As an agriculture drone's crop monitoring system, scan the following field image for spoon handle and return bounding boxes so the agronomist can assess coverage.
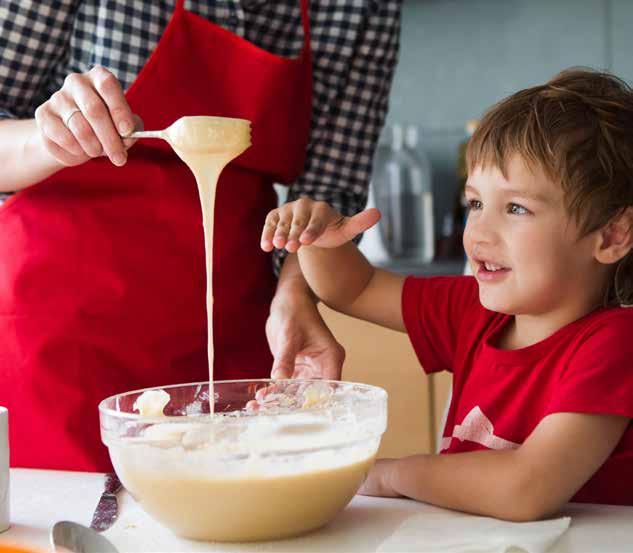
[123,130,164,139]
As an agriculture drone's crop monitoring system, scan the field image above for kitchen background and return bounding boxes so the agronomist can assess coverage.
[369,0,633,275]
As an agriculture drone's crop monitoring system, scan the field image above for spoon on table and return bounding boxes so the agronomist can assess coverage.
[121,115,251,153]
[50,521,119,553]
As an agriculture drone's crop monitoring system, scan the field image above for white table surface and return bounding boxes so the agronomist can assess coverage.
[1,469,632,552]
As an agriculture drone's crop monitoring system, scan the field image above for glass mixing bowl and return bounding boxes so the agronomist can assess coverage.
[99,379,387,542]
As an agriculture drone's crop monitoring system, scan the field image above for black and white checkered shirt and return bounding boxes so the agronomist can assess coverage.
[0,0,401,273]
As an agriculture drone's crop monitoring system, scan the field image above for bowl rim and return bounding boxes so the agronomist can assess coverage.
[98,378,387,423]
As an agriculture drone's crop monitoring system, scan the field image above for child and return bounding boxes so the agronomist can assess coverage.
[260,68,633,521]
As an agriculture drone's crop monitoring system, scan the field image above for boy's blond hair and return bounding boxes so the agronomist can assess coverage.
[466,68,633,306]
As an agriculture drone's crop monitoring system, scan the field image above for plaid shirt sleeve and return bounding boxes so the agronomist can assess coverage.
[0,1,77,119]
[0,1,77,202]
[273,1,401,274]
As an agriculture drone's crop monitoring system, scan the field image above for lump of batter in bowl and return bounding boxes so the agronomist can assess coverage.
[133,389,170,417]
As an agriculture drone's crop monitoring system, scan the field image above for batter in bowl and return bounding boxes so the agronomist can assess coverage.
[109,380,384,542]
[115,449,375,542]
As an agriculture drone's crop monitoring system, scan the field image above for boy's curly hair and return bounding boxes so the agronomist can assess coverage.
[466,67,633,306]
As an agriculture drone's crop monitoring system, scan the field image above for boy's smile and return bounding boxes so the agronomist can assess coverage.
[463,155,606,344]
[471,257,511,282]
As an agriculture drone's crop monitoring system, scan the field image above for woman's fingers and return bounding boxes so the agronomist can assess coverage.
[34,103,84,167]
[121,114,144,150]
[35,66,139,168]
[40,92,85,157]
[89,66,136,137]
[88,65,136,163]
[60,73,104,158]
[70,68,128,165]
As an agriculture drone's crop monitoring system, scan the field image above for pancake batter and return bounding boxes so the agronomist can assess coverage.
[114,449,375,542]
[111,398,380,542]
[159,116,251,411]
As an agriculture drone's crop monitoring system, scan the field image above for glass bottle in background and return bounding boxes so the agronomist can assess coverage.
[369,122,434,263]
[369,123,404,258]
[359,129,391,264]
[436,119,478,260]
[372,128,394,259]
[404,124,434,262]
[385,123,406,257]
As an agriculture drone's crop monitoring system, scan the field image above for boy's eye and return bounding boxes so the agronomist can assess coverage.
[507,203,529,215]
[467,199,482,211]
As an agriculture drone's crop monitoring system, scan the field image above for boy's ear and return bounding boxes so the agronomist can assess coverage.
[594,207,633,265]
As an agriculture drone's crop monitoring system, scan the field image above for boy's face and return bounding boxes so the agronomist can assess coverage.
[463,155,599,316]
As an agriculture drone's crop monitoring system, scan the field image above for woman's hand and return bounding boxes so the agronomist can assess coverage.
[266,287,345,380]
[261,197,380,253]
[33,65,141,168]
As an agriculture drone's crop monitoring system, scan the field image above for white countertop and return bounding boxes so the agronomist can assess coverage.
[1,469,632,552]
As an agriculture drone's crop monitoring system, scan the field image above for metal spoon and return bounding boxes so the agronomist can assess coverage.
[50,520,119,553]
[122,115,251,153]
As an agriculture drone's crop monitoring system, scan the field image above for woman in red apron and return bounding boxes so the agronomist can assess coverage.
[0,0,344,471]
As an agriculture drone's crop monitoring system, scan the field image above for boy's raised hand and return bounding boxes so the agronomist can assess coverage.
[261,198,381,253]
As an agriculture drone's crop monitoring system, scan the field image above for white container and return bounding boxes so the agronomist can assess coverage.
[0,407,8,533]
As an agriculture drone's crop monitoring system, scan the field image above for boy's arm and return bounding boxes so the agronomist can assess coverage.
[298,242,406,331]
[261,199,406,331]
[363,412,630,522]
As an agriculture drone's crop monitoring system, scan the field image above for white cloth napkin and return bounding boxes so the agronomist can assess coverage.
[376,510,571,553]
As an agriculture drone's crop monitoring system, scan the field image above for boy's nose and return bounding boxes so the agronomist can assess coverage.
[465,212,497,246]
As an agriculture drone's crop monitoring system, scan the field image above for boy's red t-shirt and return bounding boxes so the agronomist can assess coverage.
[402,275,633,506]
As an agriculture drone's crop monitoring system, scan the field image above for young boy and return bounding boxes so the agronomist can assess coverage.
[260,69,633,522]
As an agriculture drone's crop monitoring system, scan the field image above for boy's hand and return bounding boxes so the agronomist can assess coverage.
[261,198,380,253]
[358,459,401,498]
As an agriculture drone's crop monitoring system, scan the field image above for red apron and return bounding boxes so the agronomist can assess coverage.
[0,0,312,471]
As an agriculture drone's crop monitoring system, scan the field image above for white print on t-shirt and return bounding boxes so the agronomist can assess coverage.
[440,406,520,452]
